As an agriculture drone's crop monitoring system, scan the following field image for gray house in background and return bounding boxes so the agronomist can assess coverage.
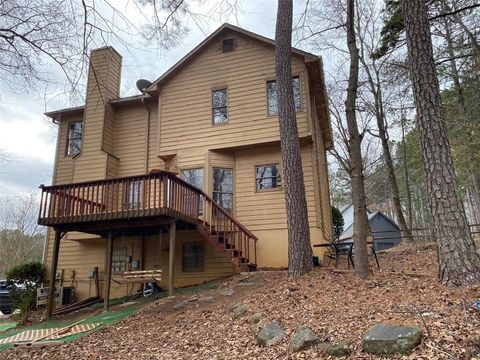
[339,204,402,251]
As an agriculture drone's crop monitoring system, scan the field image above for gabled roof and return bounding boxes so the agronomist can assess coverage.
[339,209,400,241]
[146,23,318,92]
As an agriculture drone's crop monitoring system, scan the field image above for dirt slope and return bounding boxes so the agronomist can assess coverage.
[4,244,480,359]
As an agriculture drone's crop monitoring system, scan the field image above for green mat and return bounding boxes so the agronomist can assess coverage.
[0,323,17,333]
[0,305,139,350]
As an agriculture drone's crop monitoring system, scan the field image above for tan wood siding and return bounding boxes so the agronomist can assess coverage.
[158,32,309,155]
[235,143,317,231]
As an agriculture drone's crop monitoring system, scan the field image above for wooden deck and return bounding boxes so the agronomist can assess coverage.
[39,171,258,317]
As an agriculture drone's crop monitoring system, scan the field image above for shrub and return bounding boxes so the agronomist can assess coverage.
[332,206,345,240]
[6,261,45,320]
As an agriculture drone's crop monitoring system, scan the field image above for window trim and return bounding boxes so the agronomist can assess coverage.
[65,121,83,157]
[254,163,283,192]
[265,75,302,117]
[182,241,205,272]
[211,88,229,125]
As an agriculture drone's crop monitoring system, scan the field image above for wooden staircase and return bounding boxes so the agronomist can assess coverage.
[195,192,258,272]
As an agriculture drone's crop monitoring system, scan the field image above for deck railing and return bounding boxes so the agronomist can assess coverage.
[38,171,257,264]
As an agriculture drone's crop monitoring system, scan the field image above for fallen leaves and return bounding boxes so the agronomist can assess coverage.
[3,244,480,359]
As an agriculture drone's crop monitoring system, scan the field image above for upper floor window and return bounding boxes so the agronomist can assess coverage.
[267,76,301,115]
[212,89,228,124]
[66,121,83,156]
[213,168,233,213]
[255,164,281,191]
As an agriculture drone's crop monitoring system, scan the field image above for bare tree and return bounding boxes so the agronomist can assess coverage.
[354,0,414,243]
[0,195,44,276]
[275,0,313,277]
[402,0,480,285]
[344,0,369,277]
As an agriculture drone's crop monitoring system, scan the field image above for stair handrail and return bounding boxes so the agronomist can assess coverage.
[163,172,258,241]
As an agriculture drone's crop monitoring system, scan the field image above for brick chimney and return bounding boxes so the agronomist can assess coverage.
[73,47,122,182]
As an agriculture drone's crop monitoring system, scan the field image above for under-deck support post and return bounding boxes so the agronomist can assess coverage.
[168,221,176,297]
[47,230,63,319]
[104,230,114,311]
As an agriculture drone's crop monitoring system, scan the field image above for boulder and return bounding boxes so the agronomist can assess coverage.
[249,313,267,336]
[220,289,235,296]
[249,312,265,325]
[288,325,319,352]
[233,304,249,318]
[322,340,352,357]
[226,301,241,311]
[173,300,189,310]
[256,320,285,347]
[197,296,214,303]
[363,324,422,355]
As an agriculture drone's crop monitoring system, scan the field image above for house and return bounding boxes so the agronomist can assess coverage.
[338,204,402,251]
[38,23,333,315]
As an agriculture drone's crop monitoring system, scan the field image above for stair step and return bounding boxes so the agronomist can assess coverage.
[226,249,241,257]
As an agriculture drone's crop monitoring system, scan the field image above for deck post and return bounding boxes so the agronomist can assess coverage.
[104,230,114,311]
[168,221,176,297]
[47,230,62,318]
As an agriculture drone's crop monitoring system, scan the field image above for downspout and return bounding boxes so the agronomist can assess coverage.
[142,98,151,174]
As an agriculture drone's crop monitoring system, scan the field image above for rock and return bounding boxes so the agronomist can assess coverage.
[226,301,241,311]
[237,282,256,287]
[363,324,422,355]
[256,320,285,347]
[220,289,235,296]
[288,325,319,352]
[249,312,265,325]
[249,313,266,336]
[233,304,249,318]
[197,296,214,303]
[173,300,189,310]
[321,340,352,357]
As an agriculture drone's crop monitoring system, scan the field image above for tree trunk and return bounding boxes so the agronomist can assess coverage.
[402,0,480,286]
[345,0,369,278]
[359,55,414,244]
[275,0,313,277]
[401,112,414,230]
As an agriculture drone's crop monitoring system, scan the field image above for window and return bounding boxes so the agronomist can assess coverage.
[222,38,234,52]
[112,246,127,274]
[255,164,281,191]
[183,242,204,272]
[267,76,301,115]
[212,89,228,124]
[126,180,142,210]
[181,168,203,190]
[213,168,233,213]
[66,121,83,156]
[181,168,204,214]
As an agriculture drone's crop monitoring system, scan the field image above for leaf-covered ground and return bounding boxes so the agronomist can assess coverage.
[4,244,480,359]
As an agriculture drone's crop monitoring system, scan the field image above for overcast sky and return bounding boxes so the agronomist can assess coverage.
[1,0,307,198]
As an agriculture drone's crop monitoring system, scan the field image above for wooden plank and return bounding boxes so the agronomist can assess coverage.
[46,230,62,319]
[168,221,176,297]
[104,230,113,311]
